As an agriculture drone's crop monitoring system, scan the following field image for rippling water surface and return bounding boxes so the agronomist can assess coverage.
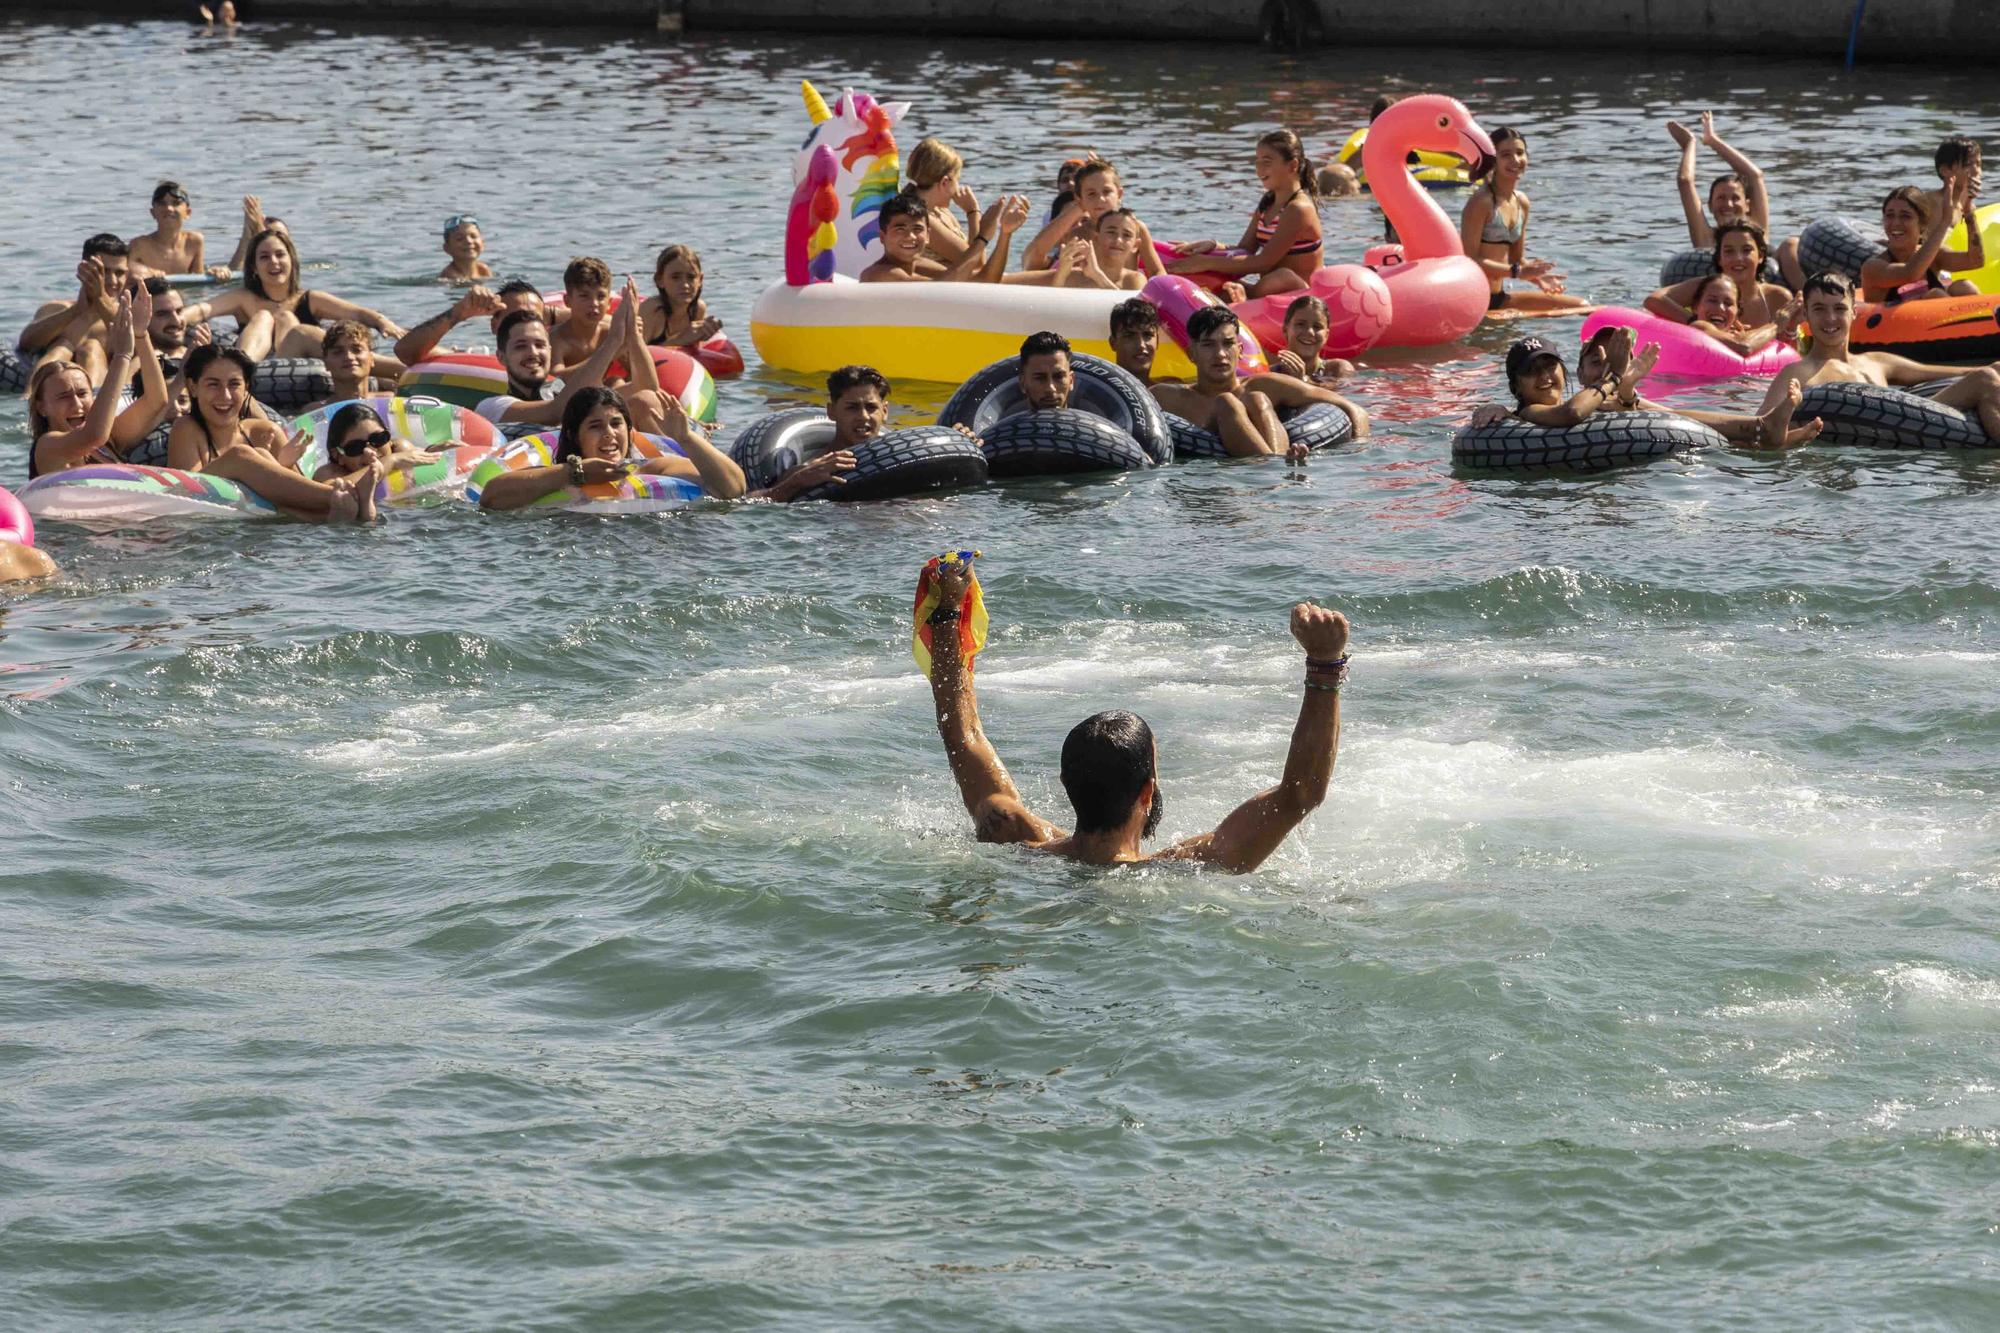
[5,19,2000,1328]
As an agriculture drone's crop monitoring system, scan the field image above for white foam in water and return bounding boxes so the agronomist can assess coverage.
[1878,963,2000,1028]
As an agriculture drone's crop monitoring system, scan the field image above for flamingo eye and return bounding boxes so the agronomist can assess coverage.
[1437,115,1449,128]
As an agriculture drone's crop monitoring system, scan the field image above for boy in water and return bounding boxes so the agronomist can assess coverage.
[439,214,494,283]
[1151,307,1369,457]
[17,234,132,383]
[1757,270,2000,444]
[1924,136,1983,229]
[551,256,614,371]
[129,182,211,278]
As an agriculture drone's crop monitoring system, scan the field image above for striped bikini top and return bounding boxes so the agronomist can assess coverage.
[1254,190,1322,257]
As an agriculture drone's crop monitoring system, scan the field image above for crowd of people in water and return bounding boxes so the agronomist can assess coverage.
[7,71,1999,867]
[13,98,1995,534]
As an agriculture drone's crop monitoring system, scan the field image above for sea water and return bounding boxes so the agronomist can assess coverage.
[3,19,1998,1328]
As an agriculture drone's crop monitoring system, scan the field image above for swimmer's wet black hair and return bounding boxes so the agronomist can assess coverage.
[1019,330,1071,362]
[326,401,388,452]
[878,189,928,228]
[82,233,127,260]
[1109,298,1158,338]
[1061,709,1158,835]
[495,277,542,302]
[827,365,889,401]
[1186,305,1240,345]
[494,308,547,351]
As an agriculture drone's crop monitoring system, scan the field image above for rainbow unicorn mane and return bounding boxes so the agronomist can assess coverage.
[782,81,909,286]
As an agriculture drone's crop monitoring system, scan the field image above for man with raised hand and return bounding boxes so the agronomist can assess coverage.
[924,556,1349,872]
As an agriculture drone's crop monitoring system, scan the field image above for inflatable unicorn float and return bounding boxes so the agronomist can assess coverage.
[751,81,1202,383]
[750,84,1496,383]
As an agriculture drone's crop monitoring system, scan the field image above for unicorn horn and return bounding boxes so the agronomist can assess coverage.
[801,80,832,126]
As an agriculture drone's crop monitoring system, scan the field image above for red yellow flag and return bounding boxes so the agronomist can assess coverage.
[912,550,988,679]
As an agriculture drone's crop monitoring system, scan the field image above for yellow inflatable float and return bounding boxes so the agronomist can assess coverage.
[749,82,1195,384]
[1945,200,2000,294]
[1334,126,1473,192]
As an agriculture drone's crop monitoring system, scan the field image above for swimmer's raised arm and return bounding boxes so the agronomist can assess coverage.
[1701,112,1769,233]
[1668,119,1711,249]
[1155,603,1347,873]
[394,286,500,365]
[926,560,1061,846]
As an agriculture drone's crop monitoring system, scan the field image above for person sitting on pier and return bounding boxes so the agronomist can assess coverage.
[859,190,1030,284]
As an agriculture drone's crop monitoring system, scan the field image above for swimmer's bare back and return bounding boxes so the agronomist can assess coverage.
[925,558,1349,873]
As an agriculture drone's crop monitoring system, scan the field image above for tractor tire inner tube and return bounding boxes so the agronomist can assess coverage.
[729,408,989,500]
[1452,410,1726,472]
[1798,381,1995,449]
[977,407,1155,478]
[938,352,1169,463]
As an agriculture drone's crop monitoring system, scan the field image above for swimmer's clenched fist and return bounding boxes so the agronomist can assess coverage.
[924,561,1348,873]
[1289,601,1349,660]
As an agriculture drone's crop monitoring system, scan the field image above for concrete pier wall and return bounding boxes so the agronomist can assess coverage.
[679,0,1988,57]
[16,0,1994,60]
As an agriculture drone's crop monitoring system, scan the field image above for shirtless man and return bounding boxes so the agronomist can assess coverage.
[925,557,1350,872]
[17,235,131,380]
[755,364,888,502]
[859,191,1028,284]
[1016,331,1074,409]
[303,320,383,412]
[1757,270,2000,444]
[1154,307,1370,457]
[475,279,648,428]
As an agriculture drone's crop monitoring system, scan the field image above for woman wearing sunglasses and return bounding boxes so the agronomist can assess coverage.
[311,402,441,485]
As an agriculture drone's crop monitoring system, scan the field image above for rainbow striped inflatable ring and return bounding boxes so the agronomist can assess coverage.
[464,434,703,514]
[394,349,718,425]
[289,395,499,502]
[16,465,277,523]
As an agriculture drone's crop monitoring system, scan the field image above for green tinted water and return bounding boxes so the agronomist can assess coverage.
[3,19,1999,1329]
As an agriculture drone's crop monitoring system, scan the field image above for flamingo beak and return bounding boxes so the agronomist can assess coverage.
[1459,124,1497,182]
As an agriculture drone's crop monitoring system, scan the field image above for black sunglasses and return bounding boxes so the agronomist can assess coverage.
[335,429,392,457]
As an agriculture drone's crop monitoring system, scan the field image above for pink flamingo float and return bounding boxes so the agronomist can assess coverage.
[1147,94,1495,364]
